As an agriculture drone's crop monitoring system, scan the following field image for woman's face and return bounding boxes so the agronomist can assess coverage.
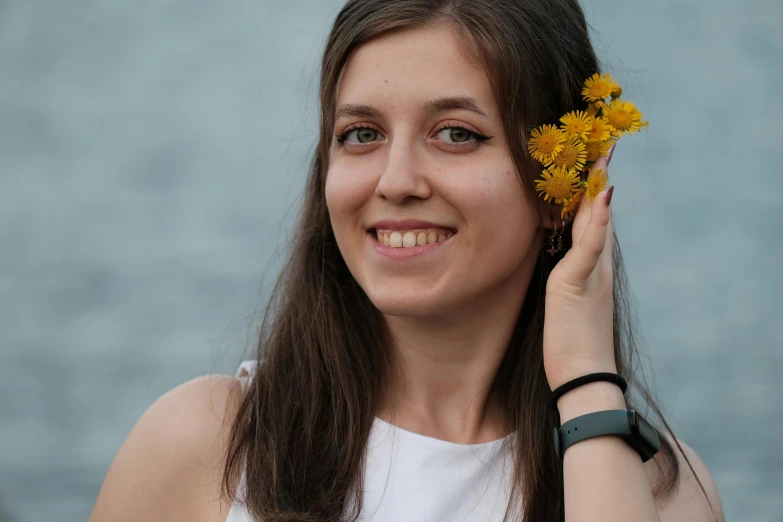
[325,25,543,318]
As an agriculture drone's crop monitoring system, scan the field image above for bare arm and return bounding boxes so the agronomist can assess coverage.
[557,381,724,522]
[88,375,243,522]
[545,154,723,522]
[653,434,724,522]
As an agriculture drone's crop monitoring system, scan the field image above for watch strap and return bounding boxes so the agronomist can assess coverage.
[554,409,632,458]
[554,409,660,462]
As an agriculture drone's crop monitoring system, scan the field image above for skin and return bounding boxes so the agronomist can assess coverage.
[89,24,724,522]
[326,24,542,441]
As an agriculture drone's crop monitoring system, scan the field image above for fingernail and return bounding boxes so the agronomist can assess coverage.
[607,145,616,166]
[605,185,615,207]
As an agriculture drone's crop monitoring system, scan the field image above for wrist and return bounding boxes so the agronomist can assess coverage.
[546,360,618,391]
[557,381,627,424]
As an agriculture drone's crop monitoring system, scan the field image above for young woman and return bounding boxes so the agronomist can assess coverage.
[89,1,724,521]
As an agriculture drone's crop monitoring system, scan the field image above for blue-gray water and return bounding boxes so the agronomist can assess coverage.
[0,1,780,521]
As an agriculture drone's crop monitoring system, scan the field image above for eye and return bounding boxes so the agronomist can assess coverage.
[434,125,491,145]
[447,128,471,143]
[337,126,382,145]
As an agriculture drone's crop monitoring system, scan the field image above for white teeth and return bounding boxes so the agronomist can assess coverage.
[389,231,403,247]
[402,231,417,248]
[376,228,455,248]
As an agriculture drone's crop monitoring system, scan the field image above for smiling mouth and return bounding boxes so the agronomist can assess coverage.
[369,227,456,248]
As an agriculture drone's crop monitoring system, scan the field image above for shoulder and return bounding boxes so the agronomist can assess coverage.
[89,374,244,522]
[645,435,724,522]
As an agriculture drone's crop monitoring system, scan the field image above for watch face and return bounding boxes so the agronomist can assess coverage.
[632,412,660,449]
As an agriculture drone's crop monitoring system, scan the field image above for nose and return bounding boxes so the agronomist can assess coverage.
[375,138,432,204]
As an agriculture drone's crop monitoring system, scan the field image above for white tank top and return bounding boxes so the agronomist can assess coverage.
[227,361,520,522]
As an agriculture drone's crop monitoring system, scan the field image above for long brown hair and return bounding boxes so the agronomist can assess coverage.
[223,1,714,520]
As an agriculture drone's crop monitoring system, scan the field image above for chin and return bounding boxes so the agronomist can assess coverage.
[361,281,462,318]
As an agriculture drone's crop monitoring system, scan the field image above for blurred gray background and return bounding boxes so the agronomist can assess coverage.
[0,0,780,521]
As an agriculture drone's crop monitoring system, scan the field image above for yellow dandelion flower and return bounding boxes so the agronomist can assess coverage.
[582,73,621,103]
[561,188,584,219]
[603,99,645,136]
[551,134,587,172]
[528,124,566,165]
[628,103,649,129]
[586,101,607,118]
[560,111,593,142]
[585,140,612,162]
[586,117,612,142]
[535,166,581,204]
[585,168,609,202]
[611,85,623,98]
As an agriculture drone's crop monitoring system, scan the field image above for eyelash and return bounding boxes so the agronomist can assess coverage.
[335,124,492,146]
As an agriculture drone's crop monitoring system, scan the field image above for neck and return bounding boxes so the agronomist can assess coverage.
[377,263,536,445]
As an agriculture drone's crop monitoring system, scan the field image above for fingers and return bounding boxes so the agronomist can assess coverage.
[564,187,613,285]
[571,154,610,246]
[599,196,615,271]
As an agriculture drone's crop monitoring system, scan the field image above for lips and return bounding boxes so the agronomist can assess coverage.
[366,219,457,259]
[369,219,455,231]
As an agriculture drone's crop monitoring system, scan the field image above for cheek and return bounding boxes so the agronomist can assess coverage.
[450,166,541,271]
[325,162,379,266]
[454,166,538,239]
[325,163,370,224]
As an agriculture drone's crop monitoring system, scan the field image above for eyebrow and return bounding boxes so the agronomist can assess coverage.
[420,96,488,118]
[334,96,489,121]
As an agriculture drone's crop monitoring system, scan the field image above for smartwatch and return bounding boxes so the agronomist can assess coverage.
[553,409,660,462]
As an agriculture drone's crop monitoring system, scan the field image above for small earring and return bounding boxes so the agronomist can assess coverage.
[547,219,564,256]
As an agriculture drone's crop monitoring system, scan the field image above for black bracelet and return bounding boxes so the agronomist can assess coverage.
[550,372,627,410]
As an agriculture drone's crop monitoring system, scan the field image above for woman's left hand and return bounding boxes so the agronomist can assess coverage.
[543,154,617,391]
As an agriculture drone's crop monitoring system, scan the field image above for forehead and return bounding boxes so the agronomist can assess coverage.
[336,25,496,114]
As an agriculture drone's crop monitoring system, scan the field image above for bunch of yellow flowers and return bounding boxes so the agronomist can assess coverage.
[527,73,648,218]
